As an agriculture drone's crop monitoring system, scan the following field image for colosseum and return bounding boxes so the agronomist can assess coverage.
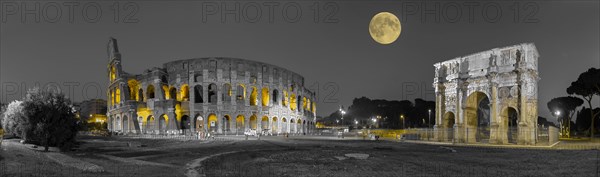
[106,38,317,135]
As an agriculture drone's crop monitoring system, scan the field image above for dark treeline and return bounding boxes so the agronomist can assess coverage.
[321,97,435,129]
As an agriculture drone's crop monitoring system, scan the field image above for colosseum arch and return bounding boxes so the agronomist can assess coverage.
[249,115,258,129]
[158,114,168,134]
[290,119,296,133]
[207,114,218,132]
[236,115,245,133]
[194,85,203,103]
[282,90,289,107]
[180,84,190,101]
[250,86,258,106]
[161,85,169,100]
[208,84,218,104]
[195,114,204,132]
[145,115,155,133]
[261,116,269,130]
[236,84,245,104]
[123,116,129,133]
[168,87,177,100]
[115,116,121,131]
[433,43,539,145]
[180,115,190,131]
[296,119,302,134]
[222,83,232,103]
[281,118,288,133]
[138,88,144,101]
[222,115,231,133]
[147,85,155,99]
[272,117,278,133]
[272,89,279,105]
[290,94,297,111]
[262,87,270,106]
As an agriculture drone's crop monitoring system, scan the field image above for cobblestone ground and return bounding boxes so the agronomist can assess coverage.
[0,135,597,177]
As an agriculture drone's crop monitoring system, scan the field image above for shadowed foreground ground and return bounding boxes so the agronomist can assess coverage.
[0,135,597,177]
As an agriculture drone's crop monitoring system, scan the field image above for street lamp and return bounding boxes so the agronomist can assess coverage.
[400,114,405,129]
[555,110,562,137]
[428,109,432,140]
[339,107,346,126]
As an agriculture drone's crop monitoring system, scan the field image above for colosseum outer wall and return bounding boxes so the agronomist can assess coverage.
[106,38,317,135]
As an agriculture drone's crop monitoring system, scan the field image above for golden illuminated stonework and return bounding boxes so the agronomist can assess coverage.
[433,43,542,145]
[105,38,317,135]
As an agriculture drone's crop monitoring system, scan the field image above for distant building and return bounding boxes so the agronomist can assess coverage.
[75,99,108,123]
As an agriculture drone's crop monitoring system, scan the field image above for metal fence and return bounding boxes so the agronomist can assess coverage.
[399,126,559,146]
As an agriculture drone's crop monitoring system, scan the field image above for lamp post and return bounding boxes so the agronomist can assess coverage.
[554,110,561,137]
[339,107,346,126]
[428,109,432,140]
[400,114,405,129]
[372,118,377,128]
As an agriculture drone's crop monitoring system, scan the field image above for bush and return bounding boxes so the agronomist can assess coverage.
[22,88,78,151]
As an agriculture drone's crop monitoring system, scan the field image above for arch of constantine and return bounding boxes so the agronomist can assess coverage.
[433,43,540,145]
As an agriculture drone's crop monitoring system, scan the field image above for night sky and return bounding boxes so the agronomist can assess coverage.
[1,0,599,121]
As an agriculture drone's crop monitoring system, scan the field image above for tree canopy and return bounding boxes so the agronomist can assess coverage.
[567,68,600,138]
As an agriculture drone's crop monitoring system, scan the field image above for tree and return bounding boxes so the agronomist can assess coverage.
[22,88,78,151]
[567,68,600,139]
[1,100,28,138]
[547,96,584,137]
[575,108,600,136]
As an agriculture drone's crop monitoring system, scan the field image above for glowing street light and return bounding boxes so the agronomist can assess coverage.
[400,114,405,129]
[428,109,432,140]
[555,110,562,137]
[339,106,346,125]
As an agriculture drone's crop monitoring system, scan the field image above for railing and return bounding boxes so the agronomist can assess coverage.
[399,126,559,146]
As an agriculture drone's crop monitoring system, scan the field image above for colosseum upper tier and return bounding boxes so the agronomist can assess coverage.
[106,38,317,135]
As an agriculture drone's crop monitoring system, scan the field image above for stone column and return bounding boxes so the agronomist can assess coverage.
[434,91,443,141]
[167,109,177,134]
[456,84,466,143]
[217,113,223,134]
[245,114,250,132]
[489,82,501,144]
[130,109,140,134]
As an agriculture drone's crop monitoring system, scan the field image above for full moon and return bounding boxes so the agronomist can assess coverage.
[369,12,401,45]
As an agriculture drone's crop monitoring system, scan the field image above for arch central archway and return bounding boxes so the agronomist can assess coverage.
[465,91,490,143]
